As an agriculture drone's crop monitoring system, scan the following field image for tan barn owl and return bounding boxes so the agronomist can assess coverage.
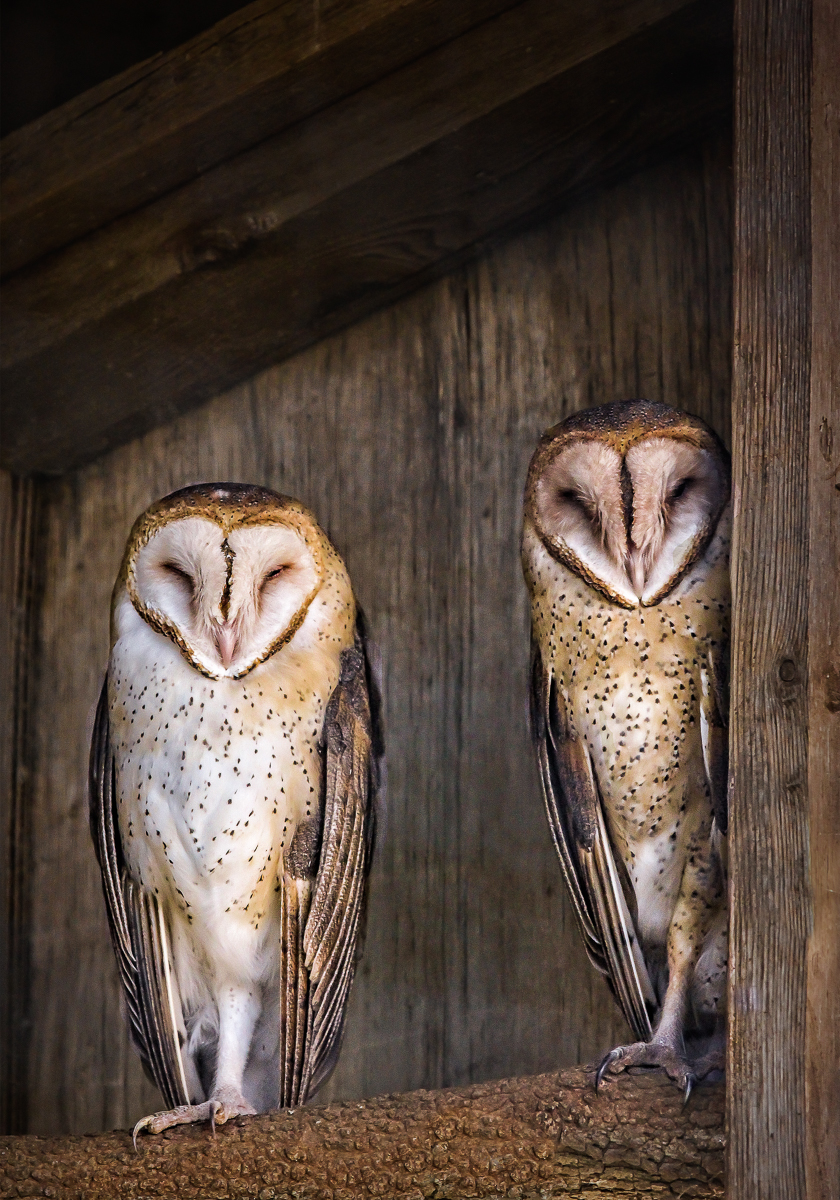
[89,483,382,1141]
[521,401,729,1097]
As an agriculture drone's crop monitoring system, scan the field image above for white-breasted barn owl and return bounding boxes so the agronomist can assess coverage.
[521,401,729,1097]
[89,483,382,1140]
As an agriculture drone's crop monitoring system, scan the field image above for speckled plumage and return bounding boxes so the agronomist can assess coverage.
[90,484,381,1139]
[522,402,730,1093]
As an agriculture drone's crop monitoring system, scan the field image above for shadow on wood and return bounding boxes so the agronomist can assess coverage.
[0,1065,724,1198]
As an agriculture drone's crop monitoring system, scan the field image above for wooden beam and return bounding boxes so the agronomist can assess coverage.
[729,0,839,1195]
[0,1066,725,1197]
[0,0,520,276]
[0,0,732,475]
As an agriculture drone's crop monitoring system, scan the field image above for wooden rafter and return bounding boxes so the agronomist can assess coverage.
[0,0,732,474]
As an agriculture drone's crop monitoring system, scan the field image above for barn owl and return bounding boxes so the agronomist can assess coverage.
[521,401,729,1097]
[89,483,382,1142]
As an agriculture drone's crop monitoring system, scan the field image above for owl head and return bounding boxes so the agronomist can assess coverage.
[524,401,730,608]
[113,483,341,679]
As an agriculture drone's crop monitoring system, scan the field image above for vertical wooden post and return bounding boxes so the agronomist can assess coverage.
[805,0,840,1195]
[0,473,39,1134]
[730,0,839,1196]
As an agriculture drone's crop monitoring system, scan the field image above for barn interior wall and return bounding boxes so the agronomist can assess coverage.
[18,130,732,1136]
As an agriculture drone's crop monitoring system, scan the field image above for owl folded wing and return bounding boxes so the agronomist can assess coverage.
[89,678,190,1108]
[530,644,656,1042]
[280,622,381,1106]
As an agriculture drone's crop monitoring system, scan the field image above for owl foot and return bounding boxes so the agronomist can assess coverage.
[595,1041,696,1104]
[132,1089,256,1149]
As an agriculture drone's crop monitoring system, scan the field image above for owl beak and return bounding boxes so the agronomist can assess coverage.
[627,547,647,598]
[214,623,239,669]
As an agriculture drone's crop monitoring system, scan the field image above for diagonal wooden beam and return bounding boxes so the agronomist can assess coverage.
[0,0,732,474]
[0,0,521,276]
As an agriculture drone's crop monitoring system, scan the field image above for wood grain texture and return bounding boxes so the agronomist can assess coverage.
[0,474,40,1135]
[23,136,732,1136]
[805,1,840,1195]
[0,0,520,274]
[0,474,13,1132]
[729,0,819,1195]
[0,1067,725,1199]
[0,0,700,368]
[0,0,732,475]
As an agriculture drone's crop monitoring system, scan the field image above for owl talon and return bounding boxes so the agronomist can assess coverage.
[595,1048,623,1092]
[132,1116,152,1152]
[209,1099,222,1138]
[131,1093,254,1149]
[592,1040,697,1096]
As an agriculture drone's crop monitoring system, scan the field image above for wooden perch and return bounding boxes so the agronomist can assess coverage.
[0,1065,723,1198]
[0,0,732,475]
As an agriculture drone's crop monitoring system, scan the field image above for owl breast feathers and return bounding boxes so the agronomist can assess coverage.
[90,483,382,1138]
[522,401,730,1094]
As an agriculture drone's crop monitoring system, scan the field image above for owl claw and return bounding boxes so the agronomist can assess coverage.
[132,1117,151,1152]
[592,1040,697,1098]
[131,1093,254,1150]
[209,1099,222,1138]
[595,1048,622,1092]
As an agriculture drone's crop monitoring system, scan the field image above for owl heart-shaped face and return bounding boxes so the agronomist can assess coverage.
[526,402,730,608]
[121,486,326,679]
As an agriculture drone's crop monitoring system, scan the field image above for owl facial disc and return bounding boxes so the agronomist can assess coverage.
[526,401,730,608]
[121,485,325,679]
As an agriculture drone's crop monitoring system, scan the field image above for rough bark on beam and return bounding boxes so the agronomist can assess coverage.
[0,1065,723,1198]
[0,0,732,475]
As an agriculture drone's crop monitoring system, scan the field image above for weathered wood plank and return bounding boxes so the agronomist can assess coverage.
[805,1,840,1195]
[0,473,40,1135]
[0,0,703,369]
[0,1067,725,1199]
[0,0,732,475]
[728,0,840,1195]
[0,0,520,275]
[22,138,731,1135]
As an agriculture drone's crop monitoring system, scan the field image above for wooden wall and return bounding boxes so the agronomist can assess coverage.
[16,131,731,1136]
[0,472,39,1135]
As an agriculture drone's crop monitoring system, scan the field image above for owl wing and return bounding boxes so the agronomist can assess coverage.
[530,643,655,1041]
[279,618,381,1106]
[89,678,190,1108]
